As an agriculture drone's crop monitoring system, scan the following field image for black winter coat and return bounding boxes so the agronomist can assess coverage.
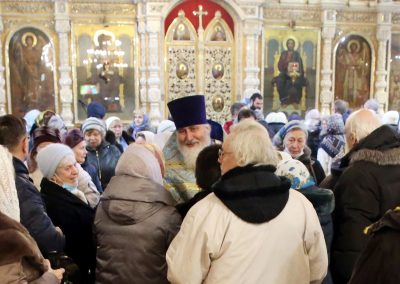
[331,125,400,284]
[348,207,400,284]
[81,160,103,193]
[40,178,96,283]
[13,157,65,257]
[86,141,121,190]
[297,146,326,185]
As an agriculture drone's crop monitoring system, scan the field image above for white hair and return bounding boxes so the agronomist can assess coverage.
[345,109,382,145]
[229,120,278,167]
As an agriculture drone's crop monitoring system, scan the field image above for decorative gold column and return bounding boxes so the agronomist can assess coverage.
[146,12,162,127]
[55,0,73,125]
[320,10,336,116]
[375,12,391,113]
[0,11,5,116]
[243,19,262,99]
[138,2,148,111]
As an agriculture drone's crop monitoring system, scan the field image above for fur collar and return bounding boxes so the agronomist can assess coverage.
[350,147,400,166]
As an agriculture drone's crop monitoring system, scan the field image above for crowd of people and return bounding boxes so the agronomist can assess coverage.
[0,95,400,284]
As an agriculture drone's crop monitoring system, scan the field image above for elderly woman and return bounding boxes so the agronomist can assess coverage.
[105,116,134,152]
[95,144,181,283]
[0,145,64,283]
[127,108,151,139]
[63,128,101,207]
[37,144,96,283]
[82,117,121,190]
[167,120,328,283]
[273,120,326,185]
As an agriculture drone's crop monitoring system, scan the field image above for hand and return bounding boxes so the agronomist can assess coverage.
[55,226,63,235]
[44,259,65,283]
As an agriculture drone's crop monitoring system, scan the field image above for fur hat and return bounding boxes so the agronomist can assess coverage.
[63,128,84,149]
[36,143,75,179]
[167,95,207,129]
[275,159,315,190]
[82,117,106,137]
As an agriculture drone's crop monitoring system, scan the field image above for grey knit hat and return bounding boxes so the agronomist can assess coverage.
[82,117,106,137]
[36,143,75,179]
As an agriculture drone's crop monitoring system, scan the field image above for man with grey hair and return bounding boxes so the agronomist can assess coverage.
[163,95,212,203]
[328,109,400,284]
[167,120,328,283]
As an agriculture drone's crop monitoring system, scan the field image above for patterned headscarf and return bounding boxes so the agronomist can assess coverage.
[275,159,315,190]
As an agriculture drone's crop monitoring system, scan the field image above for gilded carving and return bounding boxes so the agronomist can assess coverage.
[392,13,400,24]
[264,9,320,22]
[336,12,375,23]
[167,47,196,101]
[70,4,135,15]
[3,2,53,14]
[205,47,232,123]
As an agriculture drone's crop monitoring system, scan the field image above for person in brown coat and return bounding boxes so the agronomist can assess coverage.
[95,144,181,284]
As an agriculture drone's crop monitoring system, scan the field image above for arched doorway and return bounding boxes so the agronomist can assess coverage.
[164,1,235,124]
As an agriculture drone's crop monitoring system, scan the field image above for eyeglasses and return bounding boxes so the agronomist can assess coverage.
[218,148,233,159]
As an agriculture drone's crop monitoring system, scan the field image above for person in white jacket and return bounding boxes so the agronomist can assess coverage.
[167,120,328,284]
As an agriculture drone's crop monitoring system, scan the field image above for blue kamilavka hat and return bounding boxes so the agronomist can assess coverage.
[167,95,207,129]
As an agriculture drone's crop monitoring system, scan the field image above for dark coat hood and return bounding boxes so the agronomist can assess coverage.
[212,165,291,224]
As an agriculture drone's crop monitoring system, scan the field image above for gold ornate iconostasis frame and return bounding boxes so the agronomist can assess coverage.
[4,25,59,117]
[72,24,138,122]
[263,28,321,115]
[164,9,235,124]
[389,33,400,111]
[332,33,376,110]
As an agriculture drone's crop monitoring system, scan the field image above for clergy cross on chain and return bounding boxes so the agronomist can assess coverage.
[193,5,208,30]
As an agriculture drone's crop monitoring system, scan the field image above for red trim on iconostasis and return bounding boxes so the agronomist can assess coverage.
[164,0,234,36]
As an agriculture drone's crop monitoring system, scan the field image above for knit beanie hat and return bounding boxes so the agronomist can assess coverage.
[63,128,84,149]
[82,117,106,137]
[36,143,75,179]
[273,120,308,147]
[275,159,315,190]
[87,101,106,119]
[105,116,121,130]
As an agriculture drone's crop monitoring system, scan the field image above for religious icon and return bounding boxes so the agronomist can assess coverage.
[212,94,224,112]
[212,63,224,80]
[8,28,55,116]
[264,29,319,114]
[274,36,306,106]
[211,25,226,41]
[335,35,371,109]
[173,22,190,41]
[176,62,189,79]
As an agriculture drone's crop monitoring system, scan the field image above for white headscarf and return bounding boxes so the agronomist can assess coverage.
[0,145,20,221]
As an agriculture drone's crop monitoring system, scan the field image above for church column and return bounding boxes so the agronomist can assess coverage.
[0,14,6,115]
[320,10,336,116]
[146,16,162,126]
[138,3,148,111]
[375,12,391,113]
[55,0,73,125]
[243,19,262,99]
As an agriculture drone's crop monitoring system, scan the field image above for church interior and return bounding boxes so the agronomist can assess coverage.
[0,0,399,126]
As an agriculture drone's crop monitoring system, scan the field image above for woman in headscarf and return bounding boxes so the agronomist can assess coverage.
[0,145,64,283]
[127,108,151,139]
[37,144,96,283]
[273,120,326,185]
[95,144,181,284]
[63,128,101,207]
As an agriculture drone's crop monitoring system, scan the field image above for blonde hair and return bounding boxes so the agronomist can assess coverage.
[133,108,145,117]
[229,120,278,167]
